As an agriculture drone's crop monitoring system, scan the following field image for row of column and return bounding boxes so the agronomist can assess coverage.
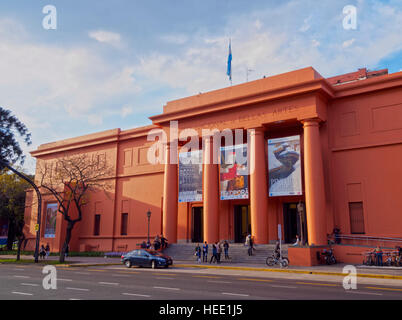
[162,118,327,246]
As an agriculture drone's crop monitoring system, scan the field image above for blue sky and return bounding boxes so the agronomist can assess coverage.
[1,0,402,173]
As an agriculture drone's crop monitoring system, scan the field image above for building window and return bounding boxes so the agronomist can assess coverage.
[349,202,365,234]
[94,214,101,236]
[121,213,128,236]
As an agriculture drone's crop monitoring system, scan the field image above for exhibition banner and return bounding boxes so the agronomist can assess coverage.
[178,150,203,202]
[44,203,58,238]
[220,144,249,200]
[267,135,302,197]
[0,219,8,245]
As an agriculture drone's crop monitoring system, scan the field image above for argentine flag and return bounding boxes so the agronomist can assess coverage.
[227,39,232,82]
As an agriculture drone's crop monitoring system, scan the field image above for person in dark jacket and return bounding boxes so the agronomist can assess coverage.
[210,243,217,263]
[223,240,230,260]
[195,243,201,263]
[202,241,208,262]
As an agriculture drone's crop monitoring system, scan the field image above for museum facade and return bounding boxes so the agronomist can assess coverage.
[23,66,402,265]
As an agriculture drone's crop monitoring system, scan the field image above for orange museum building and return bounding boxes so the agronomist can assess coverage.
[23,66,402,266]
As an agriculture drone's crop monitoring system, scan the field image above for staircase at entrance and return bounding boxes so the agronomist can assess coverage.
[162,243,290,264]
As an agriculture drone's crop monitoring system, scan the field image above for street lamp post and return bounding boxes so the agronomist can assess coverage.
[147,209,151,248]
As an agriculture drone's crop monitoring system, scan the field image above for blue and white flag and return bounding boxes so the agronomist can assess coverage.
[227,39,232,82]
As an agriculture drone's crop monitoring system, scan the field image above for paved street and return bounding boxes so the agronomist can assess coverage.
[1,263,402,300]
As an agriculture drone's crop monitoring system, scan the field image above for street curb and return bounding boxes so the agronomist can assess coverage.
[59,263,121,268]
[173,264,402,280]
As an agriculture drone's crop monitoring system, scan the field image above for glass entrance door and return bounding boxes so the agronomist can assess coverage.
[191,207,203,243]
[234,205,251,243]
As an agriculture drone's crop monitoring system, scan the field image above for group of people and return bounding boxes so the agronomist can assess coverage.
[194,240,230,264]
[39,243,69,259]
[39,243,51,259]
[371,246,402,266]
[140,234,168,251]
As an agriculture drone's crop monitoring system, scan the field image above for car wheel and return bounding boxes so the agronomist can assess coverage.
[151,260,157,269]
[125,260,132,268]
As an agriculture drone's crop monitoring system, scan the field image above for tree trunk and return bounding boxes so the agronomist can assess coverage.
[16,233,25,261]
[59,221,75,263]
[6,218,15,251]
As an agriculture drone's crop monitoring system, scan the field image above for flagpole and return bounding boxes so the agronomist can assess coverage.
[227,38,232,86]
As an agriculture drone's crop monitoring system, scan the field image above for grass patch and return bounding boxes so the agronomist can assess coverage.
[0,258,65,265]
[0,250,107,257]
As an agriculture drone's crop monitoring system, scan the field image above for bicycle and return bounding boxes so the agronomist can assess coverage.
[266,253,289,268]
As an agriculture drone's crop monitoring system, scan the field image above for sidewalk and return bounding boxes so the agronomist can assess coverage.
[2,254,402,280]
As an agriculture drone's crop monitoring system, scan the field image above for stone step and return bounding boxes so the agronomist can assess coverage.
[162,243,289,263]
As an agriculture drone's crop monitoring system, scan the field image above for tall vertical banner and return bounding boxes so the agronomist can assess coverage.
[220,144,249,200]
[268,135,302,196]
[0,218,8,246]
[44,203,58,238]
[178,150,203,202]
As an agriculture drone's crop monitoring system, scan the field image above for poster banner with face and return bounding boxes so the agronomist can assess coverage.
[268,135,302,197]
[220,144,249,200]
[178,150,203,202]
[44,203,58,238]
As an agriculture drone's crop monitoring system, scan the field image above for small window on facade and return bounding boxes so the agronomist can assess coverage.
[121,213,128,235]
[94,214,101,236]
[349,202,365,234]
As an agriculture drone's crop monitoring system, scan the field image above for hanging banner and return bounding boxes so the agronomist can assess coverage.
[44,203,58,238]
[268,135,302,197]
[178,150,203,202]
[0,219,8,246]
[220,144,249,200]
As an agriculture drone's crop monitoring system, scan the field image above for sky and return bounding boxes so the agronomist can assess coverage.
[2,0,402,173]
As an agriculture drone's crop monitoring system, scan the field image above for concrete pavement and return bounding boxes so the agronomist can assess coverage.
[1,262,402,300]
[2,254,402,281]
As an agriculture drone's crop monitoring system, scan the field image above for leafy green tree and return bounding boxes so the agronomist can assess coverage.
[0,107,32,169]
[0,107,32,259]
[0,170,32,252]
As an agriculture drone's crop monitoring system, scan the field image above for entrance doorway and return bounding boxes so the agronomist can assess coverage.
[283,202,306,244]
[234,205,251,243]
[191,207,203,243]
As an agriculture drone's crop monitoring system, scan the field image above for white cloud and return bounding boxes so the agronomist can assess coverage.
[121,105,133,118]
[312,39,320,47]
[160,34,188,45]
[88,30,122,47]
[342,38,356,48]
[133,0,402,94]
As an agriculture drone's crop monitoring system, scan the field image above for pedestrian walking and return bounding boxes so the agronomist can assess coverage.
[246,234,254,256]
[210,243,217,263]
[45,243,50,259]
[202,241,208,262]
[195,243,201,263]
[375,246,383,266]
[39,245,46,259]
[223,240,230,260]
[161,234,168,249]
[217,242,222,264]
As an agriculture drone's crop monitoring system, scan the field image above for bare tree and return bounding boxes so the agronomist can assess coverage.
[38,153,114,262]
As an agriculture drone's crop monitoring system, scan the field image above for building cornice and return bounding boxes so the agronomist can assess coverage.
[332,70,402,99]
[150,78,334,125]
